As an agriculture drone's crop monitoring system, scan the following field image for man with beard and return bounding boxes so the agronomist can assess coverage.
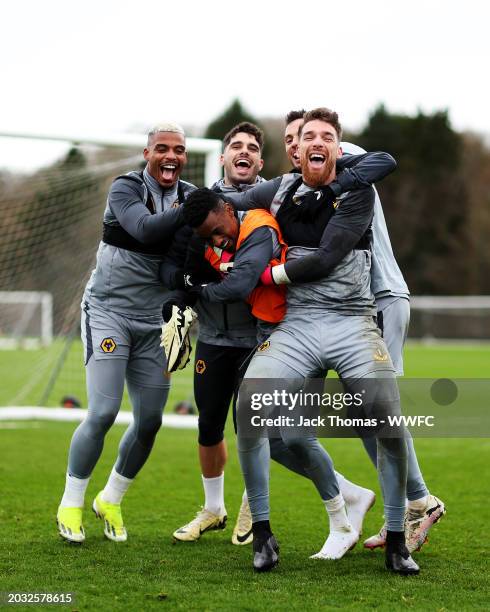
[56,123,195,544]
[224,108,419,575]
[283,110,445,555]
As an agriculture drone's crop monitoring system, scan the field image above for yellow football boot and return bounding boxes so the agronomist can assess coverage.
[92,491,127,542]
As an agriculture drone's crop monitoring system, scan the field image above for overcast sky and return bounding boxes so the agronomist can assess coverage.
[1,0,488,170]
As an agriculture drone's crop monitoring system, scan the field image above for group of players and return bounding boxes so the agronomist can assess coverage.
[56,108,445,576]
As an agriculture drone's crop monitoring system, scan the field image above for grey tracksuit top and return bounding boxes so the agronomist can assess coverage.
[340,142,409,298]
[83,166,196,320]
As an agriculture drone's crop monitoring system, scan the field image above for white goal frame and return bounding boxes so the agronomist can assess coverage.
[0,291,53,347]
[0,129,223,187]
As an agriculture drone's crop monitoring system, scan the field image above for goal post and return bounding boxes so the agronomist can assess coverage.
[0,291,53,348]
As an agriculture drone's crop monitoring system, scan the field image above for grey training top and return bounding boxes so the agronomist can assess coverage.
[282,187,377,315]
[83,166,196,321]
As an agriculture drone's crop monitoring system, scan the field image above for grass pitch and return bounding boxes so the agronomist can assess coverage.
[1,343,490,610]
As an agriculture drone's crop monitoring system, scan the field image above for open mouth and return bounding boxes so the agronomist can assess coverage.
[308,152,326,169]
[234,158,251,170]
[160,163,178,182]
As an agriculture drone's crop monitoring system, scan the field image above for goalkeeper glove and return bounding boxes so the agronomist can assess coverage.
[160,305,197,372]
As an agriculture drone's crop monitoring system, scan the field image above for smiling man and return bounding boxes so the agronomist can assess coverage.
[144,126,188,188]
[222,108,418,575]
[284,110,305,172]
[168,123,266,547]
[219,122,264,188]
[181,188,286,329]
[300,117,338,182]
[56,123,196,545]
[283,110,445,554]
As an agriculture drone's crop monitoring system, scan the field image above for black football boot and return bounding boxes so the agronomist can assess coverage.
[385,530,420,575]
[252,521,279,572]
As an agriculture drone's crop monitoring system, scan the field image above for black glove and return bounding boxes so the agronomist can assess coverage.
[173,270,200,291]
[184,235,222,284]
[185,283,206,301]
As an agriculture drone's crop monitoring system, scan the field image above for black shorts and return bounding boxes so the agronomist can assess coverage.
[194,340,254,446]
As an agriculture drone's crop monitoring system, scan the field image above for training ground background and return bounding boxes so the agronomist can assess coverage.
[1,342,490,611]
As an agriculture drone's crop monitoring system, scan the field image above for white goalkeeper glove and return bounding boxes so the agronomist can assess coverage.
[160,305,197,373]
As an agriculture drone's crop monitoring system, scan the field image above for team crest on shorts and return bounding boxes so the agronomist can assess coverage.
[100,337,117,353]
[257,340,270,352]
[196,359,206,374]
[373,347,388,362]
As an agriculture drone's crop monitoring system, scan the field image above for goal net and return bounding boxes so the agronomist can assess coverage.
[0,131,221,409]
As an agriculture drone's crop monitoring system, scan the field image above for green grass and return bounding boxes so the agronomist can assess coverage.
[2,340,490,408]
[403,342,490,377]
[0,339,194,410]
[1,344,490,610]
